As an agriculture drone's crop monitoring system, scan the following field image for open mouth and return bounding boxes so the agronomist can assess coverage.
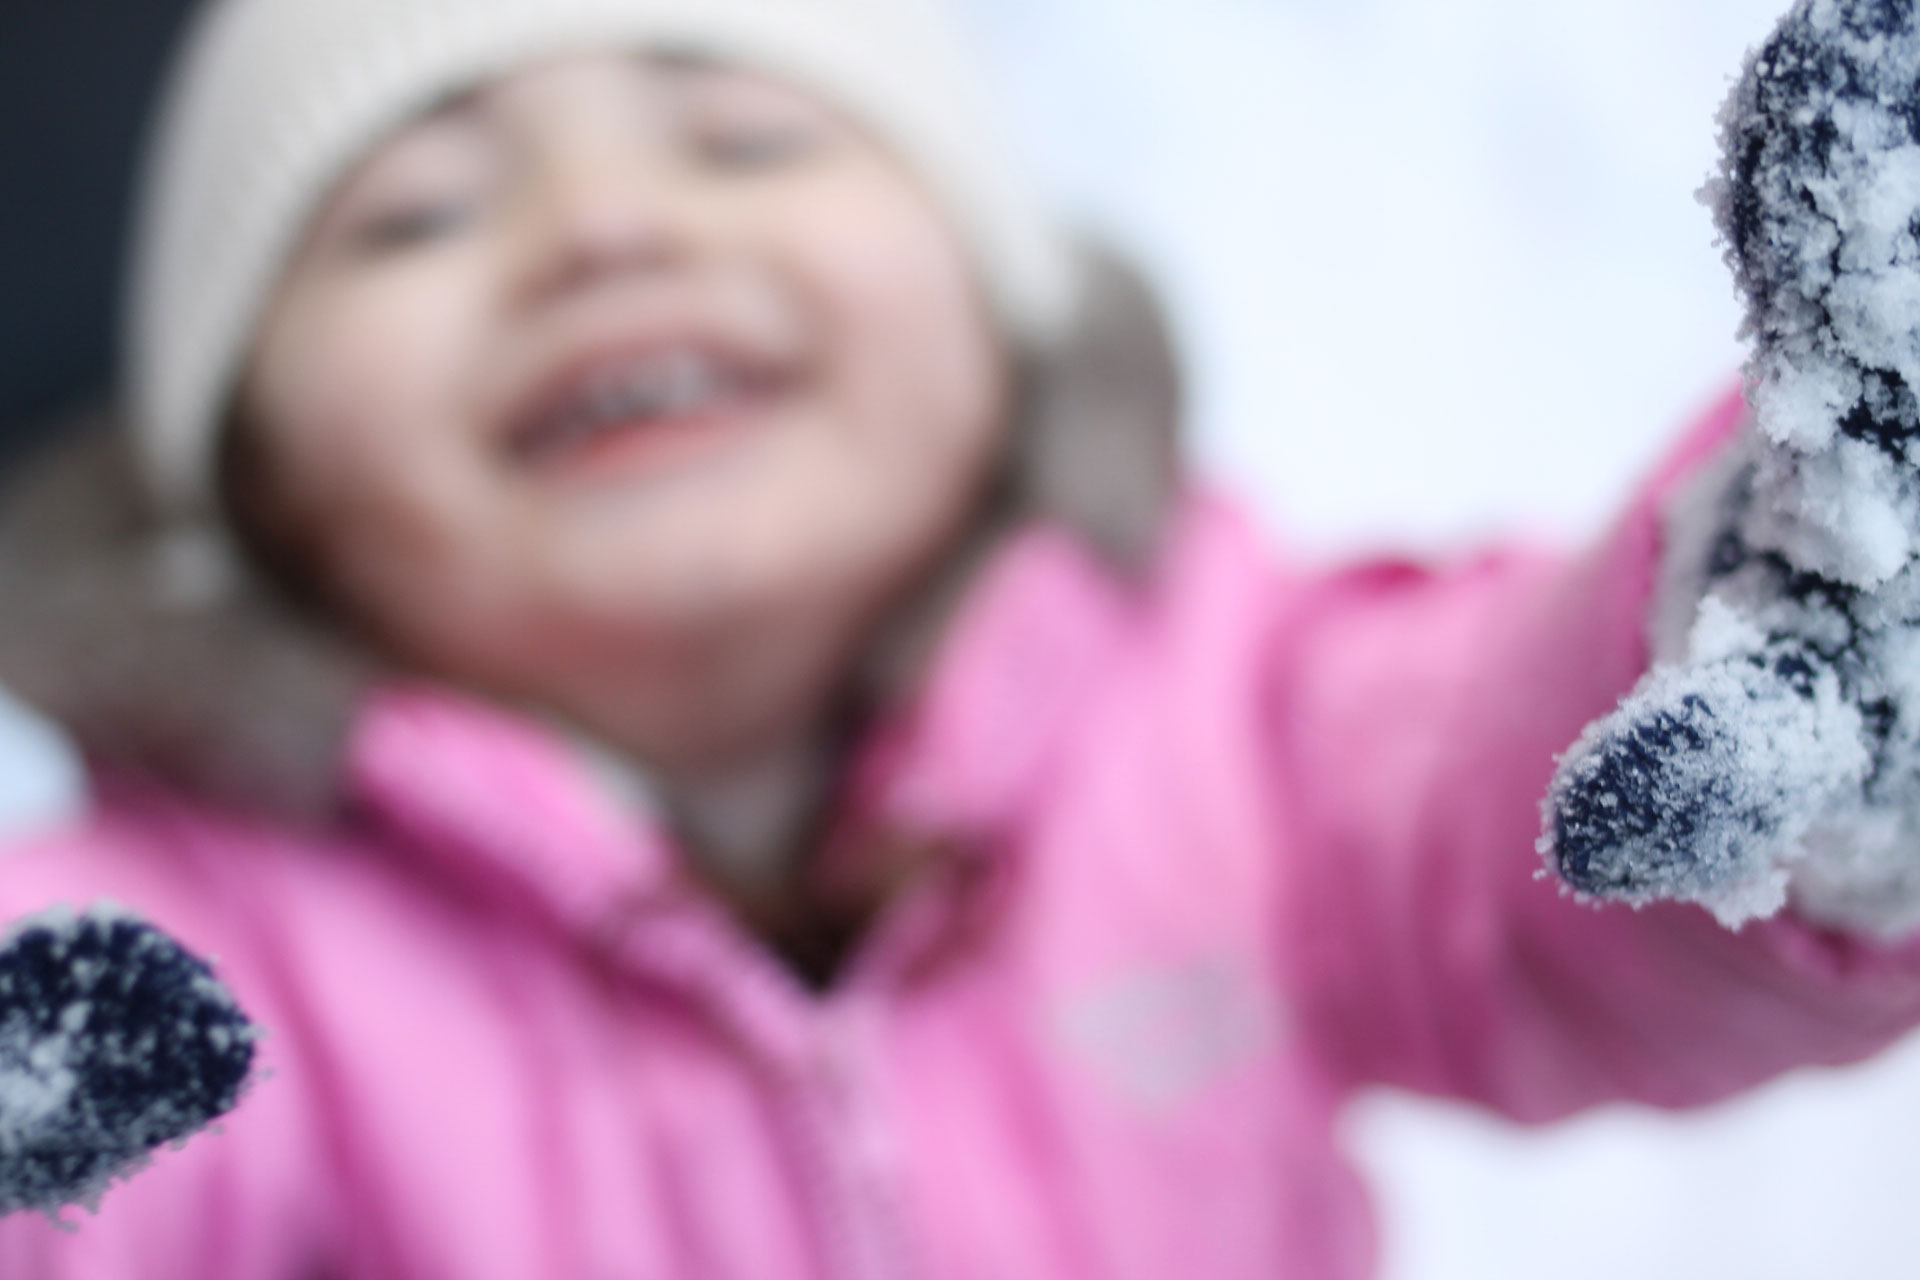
[502,344,791,473]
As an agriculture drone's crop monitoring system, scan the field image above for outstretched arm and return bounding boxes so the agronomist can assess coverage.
[1267,393,1920,1119]
[1278,0,1920,1117]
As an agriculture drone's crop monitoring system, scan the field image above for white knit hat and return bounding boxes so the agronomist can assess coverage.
[126,0,1078,519]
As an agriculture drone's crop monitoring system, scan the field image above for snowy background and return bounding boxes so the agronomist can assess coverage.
[3,0,1919,1274]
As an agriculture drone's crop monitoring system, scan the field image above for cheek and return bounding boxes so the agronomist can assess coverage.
[769,171,1008,513]
[242,258,534,649]
[258,263,482,446]
[786,179,1001,431]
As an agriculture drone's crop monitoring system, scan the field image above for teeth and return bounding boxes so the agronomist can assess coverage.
[591,372,631,421]
[575,355,716,435]
[598,352,718,424]
[661,350,709,417]
[517,349,759,461]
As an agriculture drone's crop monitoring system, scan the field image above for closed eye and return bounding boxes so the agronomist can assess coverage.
[691,122,820,172]
[351,199,480,254]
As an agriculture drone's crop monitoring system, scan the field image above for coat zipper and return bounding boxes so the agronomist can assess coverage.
[795,998,916,1280]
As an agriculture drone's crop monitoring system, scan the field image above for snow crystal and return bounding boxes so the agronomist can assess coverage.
[1702,0,1920,588]
[0,905,256,1217]
[1544,0,1920,932]
[1544,600,1871,927]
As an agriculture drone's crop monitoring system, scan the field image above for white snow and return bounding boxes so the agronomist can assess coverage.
[0,1020,80,1144]
[0,688,82,840]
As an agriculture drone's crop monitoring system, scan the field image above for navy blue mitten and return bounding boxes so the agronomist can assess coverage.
[0,907,256,1216]
[1543,0,1920,934]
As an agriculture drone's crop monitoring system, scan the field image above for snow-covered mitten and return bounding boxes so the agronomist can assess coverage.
[1543,0,1920,935]
[0,907,256,1216]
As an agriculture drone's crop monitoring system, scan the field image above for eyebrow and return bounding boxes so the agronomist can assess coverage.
[641,46,725,73]
[411,86,485,128]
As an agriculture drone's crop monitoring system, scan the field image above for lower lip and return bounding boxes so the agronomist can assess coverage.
[523,397,775,483]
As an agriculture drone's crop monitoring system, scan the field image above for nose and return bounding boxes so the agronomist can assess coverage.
[508,131,690,306]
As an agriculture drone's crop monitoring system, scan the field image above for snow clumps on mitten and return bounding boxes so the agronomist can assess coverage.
[1544,0,1920,934]
[0,905,257,1217]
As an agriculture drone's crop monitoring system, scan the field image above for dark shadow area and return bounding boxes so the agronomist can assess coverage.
[0,0,198,470]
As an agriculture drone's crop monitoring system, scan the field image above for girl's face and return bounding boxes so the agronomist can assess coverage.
[237,53,1011,770]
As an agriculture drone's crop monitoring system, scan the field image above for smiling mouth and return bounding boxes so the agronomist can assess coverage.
[503,346,790,472]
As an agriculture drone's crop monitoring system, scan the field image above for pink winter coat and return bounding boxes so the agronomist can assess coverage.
[4,390,1920,1279]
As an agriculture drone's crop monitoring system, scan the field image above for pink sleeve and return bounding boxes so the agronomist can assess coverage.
[1269,388,1920,1121]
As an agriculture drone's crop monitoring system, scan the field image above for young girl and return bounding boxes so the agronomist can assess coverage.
[4,0,1920,1274]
